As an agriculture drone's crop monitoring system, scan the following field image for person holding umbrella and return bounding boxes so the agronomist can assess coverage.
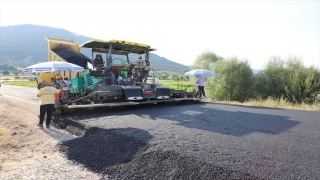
[23,61,84,128]
[196,76,206,98]
[185,69,216,98]
[37,78,62,128]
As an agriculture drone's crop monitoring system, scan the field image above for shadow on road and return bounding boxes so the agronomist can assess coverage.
[58,101,301,137]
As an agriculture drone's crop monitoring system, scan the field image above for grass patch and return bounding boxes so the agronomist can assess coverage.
[159,80,197,92]
[0,128,10,136]
[234,97,320,111]
[0,127,11,147]
[2,81,37,87]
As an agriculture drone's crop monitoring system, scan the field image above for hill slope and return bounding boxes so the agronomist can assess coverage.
[0,24,189,74]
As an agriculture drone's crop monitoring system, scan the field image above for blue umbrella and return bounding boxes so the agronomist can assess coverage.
[184,69,217,77]
[24,61,84,73]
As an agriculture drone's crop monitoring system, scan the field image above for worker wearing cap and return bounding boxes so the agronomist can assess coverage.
[37,79,62,128]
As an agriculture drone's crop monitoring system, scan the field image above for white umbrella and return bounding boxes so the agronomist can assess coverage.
[184,69,217,77]
[24,61,84,73]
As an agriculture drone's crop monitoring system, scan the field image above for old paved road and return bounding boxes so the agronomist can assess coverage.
[1,84,320,179]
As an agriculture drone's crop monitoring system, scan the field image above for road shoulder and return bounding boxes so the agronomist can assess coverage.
[0,96,101,179]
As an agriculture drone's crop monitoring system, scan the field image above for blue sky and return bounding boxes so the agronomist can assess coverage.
[1,0,319,70]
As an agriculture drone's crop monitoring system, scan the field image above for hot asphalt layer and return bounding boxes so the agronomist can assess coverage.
[52,102,320,180]
[53,103,261,179]
[1,85,320,179]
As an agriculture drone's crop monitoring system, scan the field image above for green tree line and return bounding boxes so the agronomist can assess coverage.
[0,64,18,71]
[192,51,320,104]
[0,64,24,75]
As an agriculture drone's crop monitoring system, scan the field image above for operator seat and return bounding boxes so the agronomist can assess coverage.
[94,54,104,67]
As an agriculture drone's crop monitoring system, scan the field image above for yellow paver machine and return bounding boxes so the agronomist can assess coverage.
[38,37,198,114]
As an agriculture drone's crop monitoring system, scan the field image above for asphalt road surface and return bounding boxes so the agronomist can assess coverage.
[1,84,319,179]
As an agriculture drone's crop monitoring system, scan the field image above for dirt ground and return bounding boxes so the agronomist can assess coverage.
[0,96,101,179]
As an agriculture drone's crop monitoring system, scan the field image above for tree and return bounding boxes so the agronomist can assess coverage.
[0,64,17,71]
[191,51,222,70]
[285,66,320,104]
[286,55,304,71]
[252,56,320,104]
[160,74,168,80]
[210,57,253,102]
[253,56,288,100]
[19,69,24,75]
[171,75,180,82]
[2,70,10,75]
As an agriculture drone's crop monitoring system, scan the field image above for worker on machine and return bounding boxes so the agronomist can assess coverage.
[117,75,123,85]
[137,56,143,66]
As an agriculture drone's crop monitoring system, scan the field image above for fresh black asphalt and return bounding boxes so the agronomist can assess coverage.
[52,101,320,180]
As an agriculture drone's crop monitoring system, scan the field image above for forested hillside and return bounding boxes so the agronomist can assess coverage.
[0,24,189,74]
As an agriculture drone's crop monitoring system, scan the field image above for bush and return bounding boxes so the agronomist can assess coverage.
[210,57,253,102]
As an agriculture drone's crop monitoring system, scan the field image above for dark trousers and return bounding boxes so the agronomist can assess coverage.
[39,104,54,125]
[61,90,70,99]
[198,86,205,97]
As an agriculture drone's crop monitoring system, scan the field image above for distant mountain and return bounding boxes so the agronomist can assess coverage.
[0,24,190,74]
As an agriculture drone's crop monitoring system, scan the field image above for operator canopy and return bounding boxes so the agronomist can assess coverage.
[80,39,157,55]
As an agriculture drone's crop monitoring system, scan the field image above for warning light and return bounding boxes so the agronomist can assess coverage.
[144,91,153,95]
